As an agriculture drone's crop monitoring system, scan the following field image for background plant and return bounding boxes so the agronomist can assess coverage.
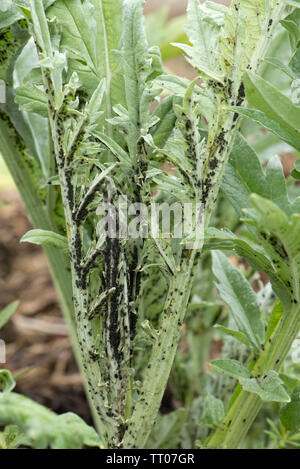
[0,0,299,449]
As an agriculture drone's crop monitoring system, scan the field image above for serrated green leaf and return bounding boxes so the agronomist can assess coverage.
[222,133,269,216]
[205,228,291,307]
[214,324,250,347]
[15,86,48,117]
[250,194,300,303]
[221,133,300,306]
[239,371,290,403]
[20,229,68,251]
[210,359,252,380]
[211,363,290,403]
[220,0,275,81]
[174,0,223,82]
[156,74,192,96]
[0,424,28,449]
[212,251,265,352]
[0,370,16,395]
[243,71,300,145]
[266,155,290,215]
[47,0,125,108]
[229,107,300,151]
[0,300,19,330]
[86,78,105,123]
[156,74,216,125]
[150,96,176,148]
[93,131,131,168]
[47,0,98,75]
[0,392,102,449]
[122,0,163,153]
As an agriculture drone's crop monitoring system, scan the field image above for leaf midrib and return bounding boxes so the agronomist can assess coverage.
[64,0,97,75]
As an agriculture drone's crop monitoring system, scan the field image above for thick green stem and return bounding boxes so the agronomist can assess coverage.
[122,83,244,449]
[122,251,197,448]
[0,89,102,441]
[49,111,113,443]
[122,3,286,439]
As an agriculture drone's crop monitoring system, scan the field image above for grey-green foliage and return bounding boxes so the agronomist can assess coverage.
[174,0,275,87]
[219,134,300,309]
[0,0,56,29]
[211,360,290,402]
[0,392,102,449]
[280,385,300,432]
[10,0,176,447]
[0,0,298,451]
[20,229,68,251]
[230,72,300,150]
[0,301,19,329]
[212,251,265,353]
[213,317,250,408]
[231,6,300,152]
[204,8,300,449]
[174,0,224,82]
[47,0,125,107]
[205,128,300,439]
[0,369,16,394]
